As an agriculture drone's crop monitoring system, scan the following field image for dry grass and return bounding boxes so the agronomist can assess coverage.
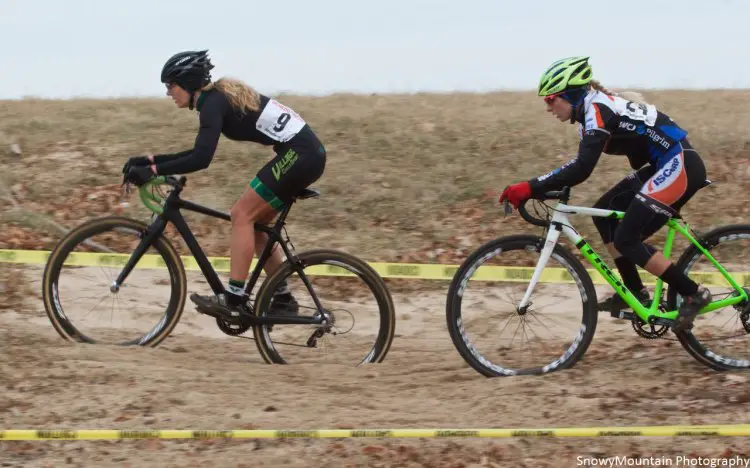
[2,90,750,263]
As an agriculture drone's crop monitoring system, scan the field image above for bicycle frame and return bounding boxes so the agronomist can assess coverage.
[517,202,749,324]
[113,177,325,325]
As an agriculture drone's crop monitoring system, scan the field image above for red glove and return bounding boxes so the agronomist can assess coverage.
[499,181,532,209]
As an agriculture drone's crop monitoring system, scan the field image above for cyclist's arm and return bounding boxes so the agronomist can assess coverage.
[528,129,609,195]
[151,149,192,164]
[151,99,225,175]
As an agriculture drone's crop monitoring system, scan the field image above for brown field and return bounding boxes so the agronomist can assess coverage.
[2,90,750,467]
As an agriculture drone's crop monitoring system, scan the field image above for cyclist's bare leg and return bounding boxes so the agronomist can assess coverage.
[644,253,670,276]
[607,243,670,276]
[229,187,276,283]
[253,211,286,275]
[251,206,298,316]
[190,187,276,317]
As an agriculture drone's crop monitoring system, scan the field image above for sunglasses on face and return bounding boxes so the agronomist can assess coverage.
[544,93,563,105]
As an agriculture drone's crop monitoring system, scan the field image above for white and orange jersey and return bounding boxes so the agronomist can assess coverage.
[531,89,690,196]
[577,90,687,160]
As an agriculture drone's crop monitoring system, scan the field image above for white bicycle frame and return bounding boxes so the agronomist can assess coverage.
[517,202,620,310]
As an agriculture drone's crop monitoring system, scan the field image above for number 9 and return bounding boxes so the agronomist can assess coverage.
[626,101,648,118]
[273,113,291,132]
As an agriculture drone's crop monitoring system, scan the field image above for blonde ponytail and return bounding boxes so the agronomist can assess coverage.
[201,77,261,114]
[590,79,649,105]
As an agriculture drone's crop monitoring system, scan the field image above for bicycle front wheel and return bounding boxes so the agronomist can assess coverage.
[446,235,598,377]
[252,249,396,365]
[42,216,187,347]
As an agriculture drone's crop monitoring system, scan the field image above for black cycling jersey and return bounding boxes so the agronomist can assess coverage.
[151,89,319,175]
[529,89,689,196]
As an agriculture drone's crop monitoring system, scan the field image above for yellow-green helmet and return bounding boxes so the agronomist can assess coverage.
[538,56,593,96]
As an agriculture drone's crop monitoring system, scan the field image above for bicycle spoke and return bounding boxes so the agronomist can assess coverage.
[43,217,183,347]
[447,234,597,376]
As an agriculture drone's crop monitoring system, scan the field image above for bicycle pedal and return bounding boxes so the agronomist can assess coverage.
[609,310,634,320]
[192,302,245,325]
[659,318,678,326]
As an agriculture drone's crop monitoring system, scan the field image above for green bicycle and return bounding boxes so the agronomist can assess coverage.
[446,184,750,376]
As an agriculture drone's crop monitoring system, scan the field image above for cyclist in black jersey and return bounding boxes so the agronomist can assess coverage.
[499,56,711,332]
[122,50,327,321]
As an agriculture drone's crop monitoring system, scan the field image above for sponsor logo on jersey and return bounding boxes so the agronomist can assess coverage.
[272,149,299,181]
[645,128,670,150]
[618,121,670,149]
[652,156,681,187]
[536,158,577,182]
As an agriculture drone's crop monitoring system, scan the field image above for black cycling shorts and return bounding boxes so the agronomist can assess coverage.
[250,125,326,210]
[592,140,707,266]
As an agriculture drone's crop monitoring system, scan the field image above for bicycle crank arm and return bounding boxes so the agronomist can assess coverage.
[196,306,326,326]
[650,317,675,328]
[248,315,326,326]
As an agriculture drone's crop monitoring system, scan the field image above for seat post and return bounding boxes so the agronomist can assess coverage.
[269,188,319,232]
[271,199,295,231]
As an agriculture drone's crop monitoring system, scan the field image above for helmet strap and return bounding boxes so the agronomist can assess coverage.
[188,91,196,111]
[562,88,588,124]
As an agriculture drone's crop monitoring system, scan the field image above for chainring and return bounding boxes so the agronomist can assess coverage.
[216,317,252,336]
[215,302,255,336]
[631,314,669,339]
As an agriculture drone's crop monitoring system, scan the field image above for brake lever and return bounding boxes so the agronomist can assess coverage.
[503,199,513,217]
[119,181,132,208]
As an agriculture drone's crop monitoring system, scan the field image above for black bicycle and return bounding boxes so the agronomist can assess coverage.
[42,175,396,365]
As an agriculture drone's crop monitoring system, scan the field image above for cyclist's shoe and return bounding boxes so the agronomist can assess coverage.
[671,286,711,332]
[190,292,248,323]
[268,292,299,317]
[597,288,650,315]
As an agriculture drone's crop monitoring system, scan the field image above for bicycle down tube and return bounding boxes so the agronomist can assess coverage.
[517,202,748,322]
[123,178,330,325]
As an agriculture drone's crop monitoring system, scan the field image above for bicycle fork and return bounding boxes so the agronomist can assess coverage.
[517,225,563,312]
[112,216,168,291]
[516,211,581,312]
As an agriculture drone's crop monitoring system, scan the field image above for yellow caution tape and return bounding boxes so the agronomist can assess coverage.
[1,425,749,440]
[1,249,748,287]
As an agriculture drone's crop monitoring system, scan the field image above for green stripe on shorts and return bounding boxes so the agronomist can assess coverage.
[250,177,285,210]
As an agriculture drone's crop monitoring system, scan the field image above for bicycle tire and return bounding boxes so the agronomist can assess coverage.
[446,234,598,377]
[252,249,396,365]
[42,216,187,347]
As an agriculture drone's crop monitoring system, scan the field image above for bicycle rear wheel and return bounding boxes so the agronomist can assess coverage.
[252,249,396,365]
[42,216,186,347]
[446,235,598,377]
[668,224,750,370]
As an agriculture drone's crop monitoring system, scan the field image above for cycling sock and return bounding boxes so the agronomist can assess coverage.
[614,256,645,292]
[226,279,246,306]
[275,279,290,296]
[659,264,698,297]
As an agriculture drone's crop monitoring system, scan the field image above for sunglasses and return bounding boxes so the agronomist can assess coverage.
[543,92,563,105]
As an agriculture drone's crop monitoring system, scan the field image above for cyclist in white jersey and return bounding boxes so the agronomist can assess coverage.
[499,56,711,332]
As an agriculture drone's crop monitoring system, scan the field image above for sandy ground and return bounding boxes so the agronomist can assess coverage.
[2,266,750,468]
